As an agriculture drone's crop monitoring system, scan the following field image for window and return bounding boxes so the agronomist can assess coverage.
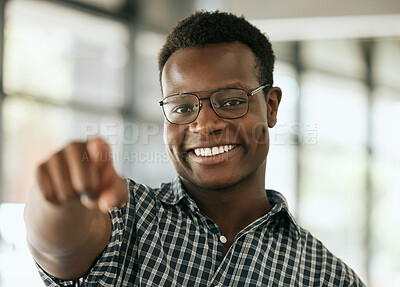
[0,1,130,286]
[268,37,400,286]
[299,72,368,277]
[370,87,400,286]
[2,0,129,203]
[267,61,299,213]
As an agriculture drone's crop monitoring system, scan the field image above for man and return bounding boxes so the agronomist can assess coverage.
[24,11,366,286]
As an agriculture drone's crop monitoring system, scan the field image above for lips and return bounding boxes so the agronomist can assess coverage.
[194,145,235,157]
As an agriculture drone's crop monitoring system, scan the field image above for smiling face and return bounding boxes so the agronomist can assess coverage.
[161,42,280,190]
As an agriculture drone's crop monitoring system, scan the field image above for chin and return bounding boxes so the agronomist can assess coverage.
[195,181,232,190]
[186,173,244,190]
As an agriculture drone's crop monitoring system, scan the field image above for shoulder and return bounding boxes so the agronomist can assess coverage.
[297,227,366,286]
[265,189,365,286]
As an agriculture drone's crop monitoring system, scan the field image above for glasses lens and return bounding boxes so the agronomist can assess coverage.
[162,94,199,124]
[211,89,249,118]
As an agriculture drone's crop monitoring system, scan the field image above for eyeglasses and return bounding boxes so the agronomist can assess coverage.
[159,84,270,125]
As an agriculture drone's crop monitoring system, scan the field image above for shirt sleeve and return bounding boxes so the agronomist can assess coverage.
[35,179,137,286]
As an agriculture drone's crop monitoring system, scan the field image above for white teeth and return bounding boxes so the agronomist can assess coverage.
[193,145,235,157]
[212,147,219,155]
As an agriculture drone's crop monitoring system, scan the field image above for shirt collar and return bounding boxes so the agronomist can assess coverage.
[156,176,301,240]
[156,176,189,205]
[265,189,301,240]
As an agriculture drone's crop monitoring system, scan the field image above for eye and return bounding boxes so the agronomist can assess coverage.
[220,98,247,108]
[171,104,195,114]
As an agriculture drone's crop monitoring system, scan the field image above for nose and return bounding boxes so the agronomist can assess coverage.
[189,99,227,134]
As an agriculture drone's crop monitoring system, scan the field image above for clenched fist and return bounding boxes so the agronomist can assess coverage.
[35,138,127,213]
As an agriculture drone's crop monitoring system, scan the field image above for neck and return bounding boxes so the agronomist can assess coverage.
[181,164,271,240]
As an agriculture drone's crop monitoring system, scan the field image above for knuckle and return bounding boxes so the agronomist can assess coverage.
[56,188,76,202]
[65,141,85,153]
[35,163,50,189]
[35,162,47,177]
[40,184,59,204]
[65,142,91,164]
[47,151,63,166]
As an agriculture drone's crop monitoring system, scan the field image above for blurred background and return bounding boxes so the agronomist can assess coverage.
[0,0,399,286]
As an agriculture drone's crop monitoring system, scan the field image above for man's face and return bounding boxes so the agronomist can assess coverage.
[161,42,280,189]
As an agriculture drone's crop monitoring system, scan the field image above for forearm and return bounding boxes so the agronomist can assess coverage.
[24,185,111,280]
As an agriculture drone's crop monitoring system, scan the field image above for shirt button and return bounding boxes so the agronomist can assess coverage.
[219,235,227,244]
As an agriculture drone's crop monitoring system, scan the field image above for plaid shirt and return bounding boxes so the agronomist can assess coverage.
[38,177,365,286]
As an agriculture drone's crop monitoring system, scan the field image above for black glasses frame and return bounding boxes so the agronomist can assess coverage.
[159,84,271,125]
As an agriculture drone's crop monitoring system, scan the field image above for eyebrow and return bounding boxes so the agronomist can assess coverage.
[168,81,249,97]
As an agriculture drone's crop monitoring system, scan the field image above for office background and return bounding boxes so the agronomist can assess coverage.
[0,0,399,286]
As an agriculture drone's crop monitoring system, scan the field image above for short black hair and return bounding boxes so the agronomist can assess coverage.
[158,10,275,88]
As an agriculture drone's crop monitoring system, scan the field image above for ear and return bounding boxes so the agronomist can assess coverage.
[266,87,282,128]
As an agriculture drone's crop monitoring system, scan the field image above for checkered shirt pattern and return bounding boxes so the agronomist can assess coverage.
[37,177,366,286]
